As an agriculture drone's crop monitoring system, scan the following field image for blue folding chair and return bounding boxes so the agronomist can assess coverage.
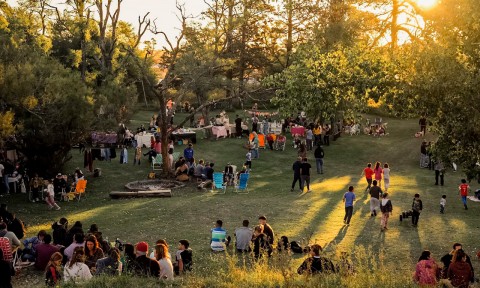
[235,173,250,194]
[211,172,226,194]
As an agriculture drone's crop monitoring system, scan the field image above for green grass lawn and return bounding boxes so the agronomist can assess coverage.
[6,109,480,286]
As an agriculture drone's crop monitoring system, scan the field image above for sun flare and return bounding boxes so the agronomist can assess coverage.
[417,0,437,9]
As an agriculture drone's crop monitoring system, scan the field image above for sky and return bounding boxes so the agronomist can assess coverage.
[7,0,207,47]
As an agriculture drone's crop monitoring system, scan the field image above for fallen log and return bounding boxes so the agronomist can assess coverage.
[109,189,172,198]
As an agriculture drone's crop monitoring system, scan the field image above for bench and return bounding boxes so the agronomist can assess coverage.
[109,189,172,199]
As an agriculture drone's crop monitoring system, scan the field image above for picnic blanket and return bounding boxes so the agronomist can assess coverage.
[467,196,480,202]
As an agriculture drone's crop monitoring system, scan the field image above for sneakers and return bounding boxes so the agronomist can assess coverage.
[290,188,294,192]
[55,207,61,211]
[307,190,312,193]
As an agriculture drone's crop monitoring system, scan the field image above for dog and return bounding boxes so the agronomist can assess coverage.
[414,131,424,138]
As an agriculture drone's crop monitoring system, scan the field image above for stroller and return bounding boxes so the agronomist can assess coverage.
[274,135,286,151]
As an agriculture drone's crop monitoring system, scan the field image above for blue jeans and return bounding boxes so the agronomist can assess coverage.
[461,196,467,205]
[315,158,324,173]
[252,148,259,159]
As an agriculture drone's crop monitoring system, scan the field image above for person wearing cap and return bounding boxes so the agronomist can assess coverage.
[133,241,160,277]
[53,173,67,199]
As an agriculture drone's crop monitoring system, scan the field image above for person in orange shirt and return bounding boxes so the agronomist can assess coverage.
[362,163,374,191]
[459,179,470,210]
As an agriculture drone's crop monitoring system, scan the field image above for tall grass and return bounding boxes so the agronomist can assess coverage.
[62,245,417,288]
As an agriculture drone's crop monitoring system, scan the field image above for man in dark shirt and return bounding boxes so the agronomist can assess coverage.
[258,216,274,245]
[51,218,68,247]
[297,244,335,275]
[133,241,160,277]
[291,157,303,192]
[314,145,325,174]
[419,115,427,135]
[205,163,215,181]
[235,115,243,138]
[300,158,312,192]
[53,174,67,197]
[369,180,382,216]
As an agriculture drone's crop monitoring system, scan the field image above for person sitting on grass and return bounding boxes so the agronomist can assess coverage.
[448,249,474,288]
[154,244,174,280]
[51,217,68,247]
[0,222,20,252]
[175,159,189,182]
[45,252,62,287]
[210,220,230,252]
[413,250,438,286]
[122,243,136,273]
[95,247,122,276]
[35,234,59,271]
[194,160,205,179]
[0,248,15,288]
[235,220,253,253]
[297,244,336,275]
[64,247,92,284]
[252,225,272,260]
[174,239,193,275]
[258,216,275,245]
[84,235,104,273]
[22,229,46,262]
[133,241,160,277]
[440,243,474,281]
[64,233,85,262]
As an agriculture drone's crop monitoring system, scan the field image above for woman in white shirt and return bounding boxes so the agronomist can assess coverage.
[154,243,174,280]
[383,163,391,192]
[45,179,60,210]
[64,247,93,284]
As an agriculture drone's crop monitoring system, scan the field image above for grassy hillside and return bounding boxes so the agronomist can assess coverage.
[6,109,480,287]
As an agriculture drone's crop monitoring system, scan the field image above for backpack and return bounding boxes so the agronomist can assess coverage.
[412,199,421,212]
[290,241,303,254]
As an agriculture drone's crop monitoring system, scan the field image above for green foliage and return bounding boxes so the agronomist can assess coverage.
[266,45,397,121]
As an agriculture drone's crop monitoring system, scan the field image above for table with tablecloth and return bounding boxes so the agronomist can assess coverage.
[171,131,197,144]
[291,126,305,136]
[211,126,228,139]
[135,133,154,148]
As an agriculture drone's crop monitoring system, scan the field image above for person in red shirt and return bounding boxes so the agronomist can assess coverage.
[459,179,470,210]
[362,163,374,191]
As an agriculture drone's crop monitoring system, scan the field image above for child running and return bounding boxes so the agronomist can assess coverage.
[440,195,446,214]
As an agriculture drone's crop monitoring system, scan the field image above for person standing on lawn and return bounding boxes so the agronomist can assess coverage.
[411,193,423,227]
[383,163,391,192]
[343,186,356,225]
[380,193,392,231]
[291,157,303,192]
[369,180,382,217]
[361,163,374,191]
[373,162,383,189]
[300,158,312,193]
[183,143,194,163]
[314,145,325,174]
[459,179,470,210]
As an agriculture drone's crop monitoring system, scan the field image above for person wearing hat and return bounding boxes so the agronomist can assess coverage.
[133,241,160,277]
[53,173,67,199]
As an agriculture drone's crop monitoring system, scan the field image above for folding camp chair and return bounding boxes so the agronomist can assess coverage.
[235,173,250,194]
[67,179,87,201]
[211,172,226,194]
[151,154,163,171]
